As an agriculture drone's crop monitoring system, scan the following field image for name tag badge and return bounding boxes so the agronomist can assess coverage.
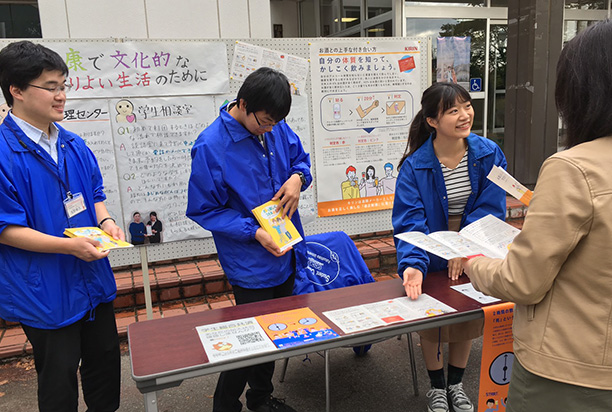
[64,192,87,218]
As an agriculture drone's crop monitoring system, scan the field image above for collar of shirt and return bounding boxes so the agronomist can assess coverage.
[220,101,270,144]
[9,111,59,162]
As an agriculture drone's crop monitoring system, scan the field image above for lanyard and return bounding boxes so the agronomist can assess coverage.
[4,121,73,199]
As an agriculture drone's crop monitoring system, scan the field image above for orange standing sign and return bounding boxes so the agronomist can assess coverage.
[478,302,515,411]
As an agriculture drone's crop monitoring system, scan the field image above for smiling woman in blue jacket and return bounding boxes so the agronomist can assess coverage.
[392,82,507,412]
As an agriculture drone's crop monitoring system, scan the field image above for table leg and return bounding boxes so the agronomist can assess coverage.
[325,349,330,412]
[144,391,159,412]
[407,333,419,396]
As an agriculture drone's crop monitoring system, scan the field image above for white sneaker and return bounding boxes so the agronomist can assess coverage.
[447,382,474,412]
[426,387,449,412]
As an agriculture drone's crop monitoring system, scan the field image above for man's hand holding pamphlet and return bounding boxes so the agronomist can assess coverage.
[395,214,520,260]
[252,200,302,252]
[64,227,133,251]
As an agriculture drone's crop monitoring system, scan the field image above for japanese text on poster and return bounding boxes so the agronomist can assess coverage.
[310,40,423,217]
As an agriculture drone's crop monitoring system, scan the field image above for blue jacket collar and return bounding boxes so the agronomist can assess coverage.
[219,101,258,143]
[1,113,74,153]
[411,133,494,169]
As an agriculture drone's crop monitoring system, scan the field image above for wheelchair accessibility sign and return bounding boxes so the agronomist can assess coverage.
[470,78,482,92]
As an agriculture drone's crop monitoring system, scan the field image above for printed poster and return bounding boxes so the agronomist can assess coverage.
[436,37,471,90]
[310,40,423,216]
[231,42,310,96]
[196,318,277,363]
[255,308,339,348]
[478,302,515,412]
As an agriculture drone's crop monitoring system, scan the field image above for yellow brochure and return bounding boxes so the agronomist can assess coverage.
[64,227,134,251]
[251,200,302,252]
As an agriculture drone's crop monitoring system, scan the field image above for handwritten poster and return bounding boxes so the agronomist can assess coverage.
[46,41,229,98]
[310,40,423,217]
[111,96,217,242]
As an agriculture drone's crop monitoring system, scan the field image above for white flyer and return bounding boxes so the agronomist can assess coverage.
[196,317,277,363]
[451,283,501,304]
[323,294,456,334]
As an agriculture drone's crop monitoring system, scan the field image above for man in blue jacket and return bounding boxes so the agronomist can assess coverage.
[187,67,311,412]
[0,41,123,411]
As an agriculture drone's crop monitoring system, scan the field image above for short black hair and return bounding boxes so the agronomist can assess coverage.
[150,211,157,217]
[236,67,291,122]
[0,41,69,107]
[556,20,612,148]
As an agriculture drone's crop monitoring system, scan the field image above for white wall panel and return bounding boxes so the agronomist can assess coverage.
[249,0,272,38]
[145,0,220,39]
[38,0,70,38]
[270,0,298,38]
[218,0,250,38]
[65,0,148,38]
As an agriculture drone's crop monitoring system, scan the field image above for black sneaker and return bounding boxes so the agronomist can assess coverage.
[249,396,297,412]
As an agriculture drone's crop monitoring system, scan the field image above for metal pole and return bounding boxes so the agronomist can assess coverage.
[139,246,153,320]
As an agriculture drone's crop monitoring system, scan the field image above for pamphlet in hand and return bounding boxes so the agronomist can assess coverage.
[252,200,302,252]
[487,165,533,206]
[395,214,520,260]
[63,227,133,251]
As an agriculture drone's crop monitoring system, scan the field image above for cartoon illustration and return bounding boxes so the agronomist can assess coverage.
[378,162,397,194]
[484,398,499,412]
[356,100,379,119]
[115,99,136,123]
[212,341,233,351]
[0,102,8,124]
[360,165,379,197]
[385,100,406,116]
[341,165,360,199]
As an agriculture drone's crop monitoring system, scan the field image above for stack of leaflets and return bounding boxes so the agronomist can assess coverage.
[64,227,133,250]
[252,200,302,252]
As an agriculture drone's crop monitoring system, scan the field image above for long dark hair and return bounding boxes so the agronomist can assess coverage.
[556,20,612,148]
[398,82,471,168]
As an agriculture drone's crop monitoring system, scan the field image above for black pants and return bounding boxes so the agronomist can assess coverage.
[213,273,295,412]
[22,301,121,412]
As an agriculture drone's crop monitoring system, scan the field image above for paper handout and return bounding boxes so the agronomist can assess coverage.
[395,214,520,260]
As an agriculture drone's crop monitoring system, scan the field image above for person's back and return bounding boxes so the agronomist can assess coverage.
[502,136,612,387]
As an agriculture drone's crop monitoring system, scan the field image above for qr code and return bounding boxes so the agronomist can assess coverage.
[237,332,265,345]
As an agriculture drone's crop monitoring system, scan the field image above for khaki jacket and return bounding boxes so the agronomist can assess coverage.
[470,137,612,390]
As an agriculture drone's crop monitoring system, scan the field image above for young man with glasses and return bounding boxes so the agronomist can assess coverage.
[187,67,311,412]
[0,41,123,411]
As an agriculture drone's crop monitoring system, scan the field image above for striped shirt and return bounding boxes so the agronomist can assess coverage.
[440,150,471,215]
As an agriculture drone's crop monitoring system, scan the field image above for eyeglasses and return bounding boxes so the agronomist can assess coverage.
[253,112,279,129]
[27,83,72,95]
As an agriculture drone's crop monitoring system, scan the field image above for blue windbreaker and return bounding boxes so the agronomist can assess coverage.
[187,103,312,289]
[0,114,117,329]
[392,133,507,278]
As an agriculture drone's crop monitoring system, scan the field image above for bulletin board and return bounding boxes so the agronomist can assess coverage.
[0,37,429,267]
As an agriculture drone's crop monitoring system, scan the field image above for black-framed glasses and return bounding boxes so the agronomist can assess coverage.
[27,83,72,95]
[253,112,279,128]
